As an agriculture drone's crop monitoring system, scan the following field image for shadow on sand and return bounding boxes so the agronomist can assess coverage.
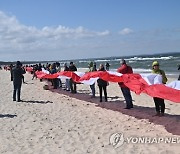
[21,100,53,104]
[49,86,180,135]
[0,114,17,118]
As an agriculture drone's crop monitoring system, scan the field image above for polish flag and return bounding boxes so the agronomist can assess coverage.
[35,70,180,103]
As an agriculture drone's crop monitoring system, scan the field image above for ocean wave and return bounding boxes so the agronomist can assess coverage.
[77,55,179,63]
[126,56,175,61]
[95,59,110,62]
[79,60,90,63]
[79,59,111,63]
[133,68,152,73]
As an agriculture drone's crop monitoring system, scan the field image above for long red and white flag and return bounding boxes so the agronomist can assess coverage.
[34,69,180,103]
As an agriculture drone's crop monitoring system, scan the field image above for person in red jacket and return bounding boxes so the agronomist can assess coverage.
[117,59,133,109]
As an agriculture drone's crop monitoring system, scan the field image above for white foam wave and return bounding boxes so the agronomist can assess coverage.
[127,56,175,61]
[95,59,110,62]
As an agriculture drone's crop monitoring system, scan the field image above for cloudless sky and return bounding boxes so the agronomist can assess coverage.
[1,0,180,29]
[0,0,180,61]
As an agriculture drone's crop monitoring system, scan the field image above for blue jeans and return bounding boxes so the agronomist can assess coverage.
[90,83,95,97]
[121,87,133,108]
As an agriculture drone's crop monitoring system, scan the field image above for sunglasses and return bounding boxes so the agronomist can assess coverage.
[153,65,159,66]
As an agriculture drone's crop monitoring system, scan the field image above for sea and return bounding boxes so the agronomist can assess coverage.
[1,52,179,78]
[60,52,180,78]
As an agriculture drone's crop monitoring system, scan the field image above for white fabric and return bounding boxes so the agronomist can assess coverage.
[166,81,180,90]
[74,71,85,77]
[57,75,71,79]
[42,68,50,74]
[80,77,99,85]
[107,71,123,76]
[140,73,162,85]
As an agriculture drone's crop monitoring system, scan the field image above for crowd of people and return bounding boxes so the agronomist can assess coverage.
[2,59,180,117]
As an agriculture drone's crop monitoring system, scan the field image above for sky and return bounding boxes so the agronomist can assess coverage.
[0,0,180,61]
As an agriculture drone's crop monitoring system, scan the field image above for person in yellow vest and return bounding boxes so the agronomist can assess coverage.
[152,61,167,116]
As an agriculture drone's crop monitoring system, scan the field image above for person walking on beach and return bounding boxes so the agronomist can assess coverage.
[97,64,108,102]
[69,62,77,93]
[12,61,25,102]
[117,59,133,109]
[152,61,167,116]
[88,61,97,98]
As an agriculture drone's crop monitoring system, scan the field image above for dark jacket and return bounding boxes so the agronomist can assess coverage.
[37,65,42,71]
[97,67,108,87]
[50,64,57,74]
[64,66,69,71]
[69,65,77,72]
[12,66,25,84]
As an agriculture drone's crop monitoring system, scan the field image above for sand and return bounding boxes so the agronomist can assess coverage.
[0,70,180,154]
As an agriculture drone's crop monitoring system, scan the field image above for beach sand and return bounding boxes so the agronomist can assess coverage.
[0,70,180,154]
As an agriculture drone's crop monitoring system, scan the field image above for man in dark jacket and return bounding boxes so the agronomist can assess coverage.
[69,62,77,93]
[12,61,25,102]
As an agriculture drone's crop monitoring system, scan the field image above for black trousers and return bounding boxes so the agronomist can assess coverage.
[22,75,25,83]
[98,85,107,101]
[13,83,22,101]
[52,78,59,89]
[153,97,165,113]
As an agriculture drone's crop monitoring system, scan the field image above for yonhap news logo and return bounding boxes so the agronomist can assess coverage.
[109,132,180,148]
[109,133,125,148]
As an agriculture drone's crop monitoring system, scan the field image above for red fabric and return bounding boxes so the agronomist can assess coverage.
[117,64,131,74]
[123,74,180,103]
[122,74,147,94]
[79,71,123,83]
[57,71,81,83]
[34,70,180,103]
[117,64,133,88]
[143,84,180,103]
